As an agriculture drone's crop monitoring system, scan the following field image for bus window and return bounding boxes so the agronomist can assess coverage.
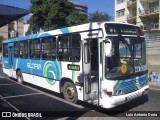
[3,44,8,58]
[30,39,40,59]
[20,41,28,59]
[14,42,19,58]
[84,43,90,63]
[58,34,81,62]
[41,37,56,60]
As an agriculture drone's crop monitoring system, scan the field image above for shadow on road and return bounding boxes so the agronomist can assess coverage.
[77,95,149,116]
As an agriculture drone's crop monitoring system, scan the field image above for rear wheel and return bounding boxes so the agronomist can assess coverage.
[62,82,78,103]
[17,70,23,84]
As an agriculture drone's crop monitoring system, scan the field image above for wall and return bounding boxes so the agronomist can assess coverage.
[145,31,160,74]
[0,25,8,39]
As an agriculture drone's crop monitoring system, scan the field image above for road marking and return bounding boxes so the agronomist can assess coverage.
[0,95,30,120]
[5,77,85,109]
[0,83,18,86]
[1,93,43,99]
[150,87,160,91]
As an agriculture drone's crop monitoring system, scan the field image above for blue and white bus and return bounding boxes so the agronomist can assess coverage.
[2,21,149,108]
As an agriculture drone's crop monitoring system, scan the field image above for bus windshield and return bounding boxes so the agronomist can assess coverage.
[105,36,147,79]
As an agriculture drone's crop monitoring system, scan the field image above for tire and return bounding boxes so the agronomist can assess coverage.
[17,70,23,84]
[62,82,78,103]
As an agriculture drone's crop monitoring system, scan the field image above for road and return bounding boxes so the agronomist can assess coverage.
[0,64,160,120]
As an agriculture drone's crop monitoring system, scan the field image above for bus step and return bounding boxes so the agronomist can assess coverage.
[87,99,98,105]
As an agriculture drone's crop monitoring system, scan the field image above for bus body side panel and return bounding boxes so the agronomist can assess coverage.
[40,60,63,93]
[14,58,83,94]
[39,60,82,94]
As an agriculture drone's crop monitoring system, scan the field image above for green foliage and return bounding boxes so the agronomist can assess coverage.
[66,11,87,26]
[29,0,87,33]
[28,0,112,33]
[88,11,112,22]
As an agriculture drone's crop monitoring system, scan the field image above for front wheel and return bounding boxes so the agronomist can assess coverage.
[17,70,23,84]
[62,82,78,103]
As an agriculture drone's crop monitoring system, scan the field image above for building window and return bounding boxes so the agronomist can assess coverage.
[30,39,40,59]
[41,37,56,60]
[116,9,125,17]
[117,0,125,4]
[20,41,28,58]
[14,42,19,58]
[149,1,159,12]
[58,34,81,62]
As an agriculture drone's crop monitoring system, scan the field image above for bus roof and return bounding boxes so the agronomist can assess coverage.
[2,21,140,43]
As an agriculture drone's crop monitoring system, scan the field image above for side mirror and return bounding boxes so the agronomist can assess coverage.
[104,39,112,57]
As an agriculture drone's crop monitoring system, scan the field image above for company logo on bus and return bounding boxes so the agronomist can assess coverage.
[43,61,62,85]
[27,63,41,70]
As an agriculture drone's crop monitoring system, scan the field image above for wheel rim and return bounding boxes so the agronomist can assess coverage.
[66,86,75,100]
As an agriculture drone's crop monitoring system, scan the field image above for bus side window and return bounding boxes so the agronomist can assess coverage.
[3,44,9,58]
[41,36,56,60]
[30,39,40,59]
[19,41,28,59]
[14,42,19,58]
[58,34,81,62]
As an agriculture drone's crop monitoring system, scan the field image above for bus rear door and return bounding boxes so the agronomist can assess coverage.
[8,43,14,77]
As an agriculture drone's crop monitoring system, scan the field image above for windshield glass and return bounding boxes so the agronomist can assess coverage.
[105,36,147,79]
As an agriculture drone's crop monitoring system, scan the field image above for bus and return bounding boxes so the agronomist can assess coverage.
[2,21,149,108]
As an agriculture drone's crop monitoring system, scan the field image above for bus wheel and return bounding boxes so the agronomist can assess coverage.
[63,82,78,103]
[17,71,23,84]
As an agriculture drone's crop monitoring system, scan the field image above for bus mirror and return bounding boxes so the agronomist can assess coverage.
[104,39,112,57]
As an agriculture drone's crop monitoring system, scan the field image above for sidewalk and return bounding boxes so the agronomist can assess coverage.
[148,81,160,89]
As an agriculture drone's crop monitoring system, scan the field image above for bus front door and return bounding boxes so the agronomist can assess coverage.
[83,40,91,101]
[8,43,14,77]
[83,39,100,105]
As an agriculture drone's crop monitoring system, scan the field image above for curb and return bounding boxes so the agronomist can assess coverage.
[148,81,160,88]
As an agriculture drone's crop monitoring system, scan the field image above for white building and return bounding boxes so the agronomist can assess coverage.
[115,0,160,73]
[0,18,24,39]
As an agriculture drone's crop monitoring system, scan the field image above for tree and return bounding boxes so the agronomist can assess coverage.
[28,0,87,33]
[66,11,87,26]
[88,11,112,22]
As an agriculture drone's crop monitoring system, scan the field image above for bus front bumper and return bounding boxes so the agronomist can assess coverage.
[101,85,149,109]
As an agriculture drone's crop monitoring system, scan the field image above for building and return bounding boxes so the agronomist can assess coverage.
[0,4,29,39]
[0,18,24,39]
[23,23,30,36]
[69,0,88,17]
[115,0,160,73]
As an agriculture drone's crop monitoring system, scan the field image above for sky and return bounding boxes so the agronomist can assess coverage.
[0,0,115,22]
